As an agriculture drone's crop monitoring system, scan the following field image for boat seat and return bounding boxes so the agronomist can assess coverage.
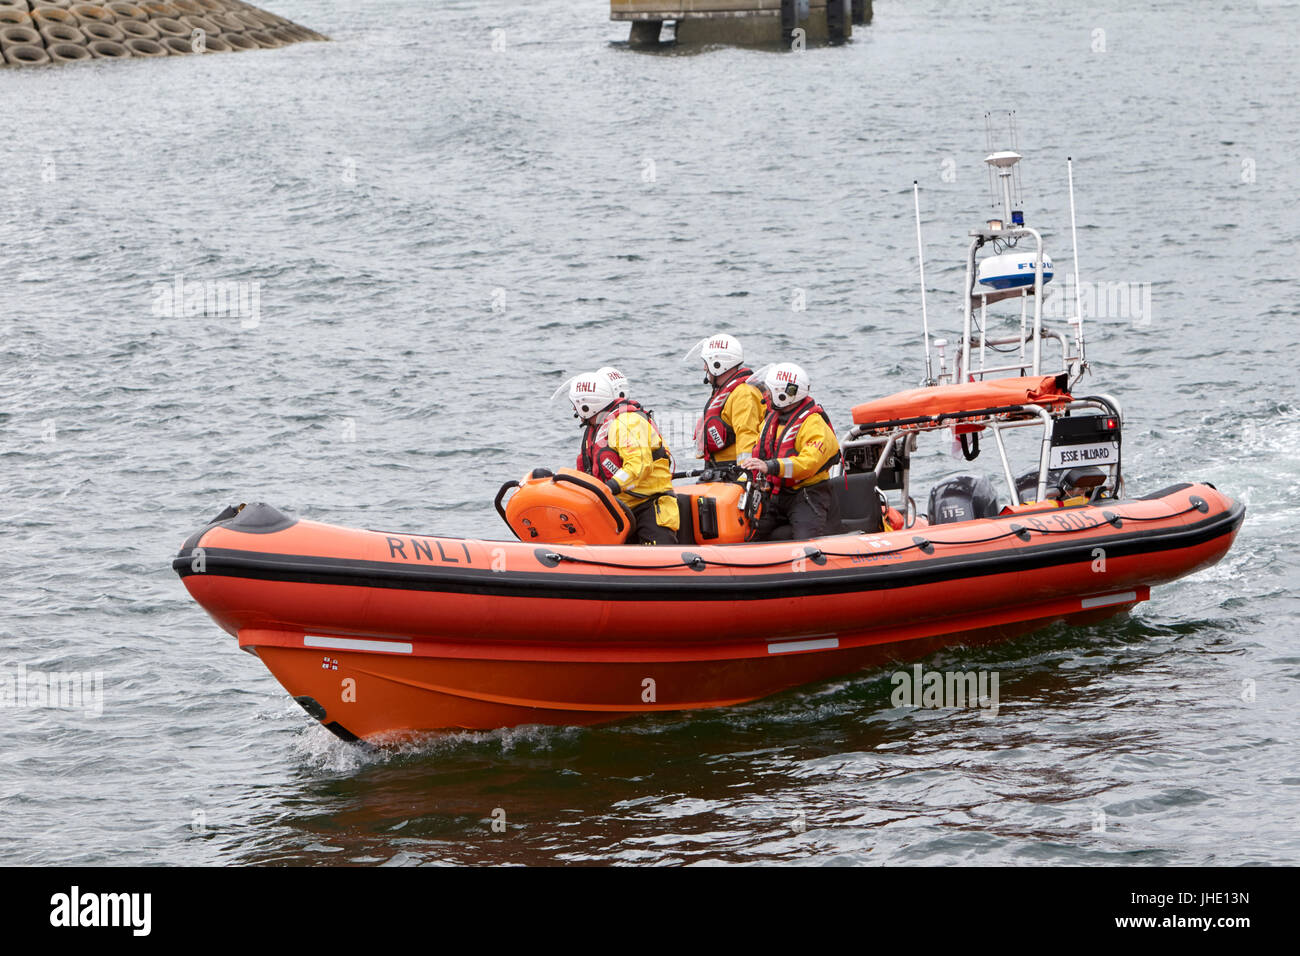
[675,493,696,546]
[835,472,884,534]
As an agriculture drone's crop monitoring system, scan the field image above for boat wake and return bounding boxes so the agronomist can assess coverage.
[291,719,586,771]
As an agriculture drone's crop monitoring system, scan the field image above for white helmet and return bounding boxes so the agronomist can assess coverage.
[596,366,629,401]
[683,334,744,377]
[762,362,811,410]
[556,371,618,422]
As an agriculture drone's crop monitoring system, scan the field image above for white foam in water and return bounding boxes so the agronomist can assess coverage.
[289,718,585,771]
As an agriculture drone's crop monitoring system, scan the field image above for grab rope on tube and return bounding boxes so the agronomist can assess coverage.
[537,502,1207,571]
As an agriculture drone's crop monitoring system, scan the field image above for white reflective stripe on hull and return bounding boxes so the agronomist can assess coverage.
[1080,591,1138,610]
[767,637,840,655]
[304,635,414,654]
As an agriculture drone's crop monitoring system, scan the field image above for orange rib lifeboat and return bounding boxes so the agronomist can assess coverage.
[172,481,1244,741]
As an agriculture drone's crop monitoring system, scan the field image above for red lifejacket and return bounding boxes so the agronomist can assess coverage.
[755,397,839,493]
[578,400,670,485]
[694,366,753,460]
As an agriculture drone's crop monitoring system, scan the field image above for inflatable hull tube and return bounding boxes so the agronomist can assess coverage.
[173,484,1244,738]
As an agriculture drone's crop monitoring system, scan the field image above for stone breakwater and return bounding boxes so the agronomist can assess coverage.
[0,0,325,65]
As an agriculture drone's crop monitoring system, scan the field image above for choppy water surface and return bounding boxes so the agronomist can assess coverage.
[1,0,1297,865]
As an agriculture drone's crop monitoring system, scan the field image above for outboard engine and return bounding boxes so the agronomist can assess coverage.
[927,473,1001,525]
[1016,466,1108,504]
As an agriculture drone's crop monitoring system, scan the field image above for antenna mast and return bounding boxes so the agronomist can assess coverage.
[914,180,934,385]
[1067,156,1087,379]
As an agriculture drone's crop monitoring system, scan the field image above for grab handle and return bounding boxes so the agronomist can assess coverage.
[553,472,633,535]
[494,480,521,539]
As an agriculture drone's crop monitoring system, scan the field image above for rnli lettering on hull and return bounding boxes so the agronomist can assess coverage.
[386,536,473,564]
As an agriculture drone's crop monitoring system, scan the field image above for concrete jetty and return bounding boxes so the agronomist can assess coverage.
[612,0,873,48]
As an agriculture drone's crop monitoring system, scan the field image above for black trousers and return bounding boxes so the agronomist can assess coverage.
[630,497,678,545]
[755,481,840,541]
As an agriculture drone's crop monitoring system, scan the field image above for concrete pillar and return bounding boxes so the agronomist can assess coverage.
[628,19,663,47]
[828,0,848,41]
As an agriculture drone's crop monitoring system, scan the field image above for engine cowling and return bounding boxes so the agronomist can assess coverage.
[495,468,634,546]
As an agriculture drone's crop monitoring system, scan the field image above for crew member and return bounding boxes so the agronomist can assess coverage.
[685,333,765,468]
[567,367,680,545]
[739,362,842,540]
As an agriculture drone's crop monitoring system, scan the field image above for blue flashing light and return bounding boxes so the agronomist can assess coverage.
[1011,210,1024,225]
